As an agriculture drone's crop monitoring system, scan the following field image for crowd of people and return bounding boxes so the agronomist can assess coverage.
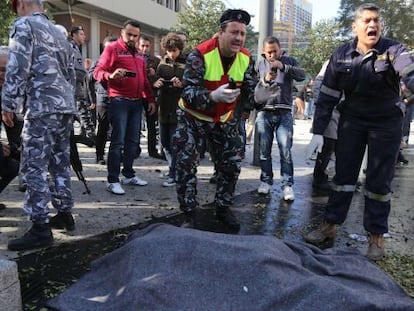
[1,1,414,262]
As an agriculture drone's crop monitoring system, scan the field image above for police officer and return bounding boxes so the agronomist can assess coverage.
[305,3,414,261]
[70,25,96,147]
[174,9,256,230]
[2,0,77,251]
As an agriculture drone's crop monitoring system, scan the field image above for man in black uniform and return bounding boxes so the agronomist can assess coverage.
[304,3,414,261]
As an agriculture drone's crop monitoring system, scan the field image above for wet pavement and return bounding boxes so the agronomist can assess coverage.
[1,119,413,308]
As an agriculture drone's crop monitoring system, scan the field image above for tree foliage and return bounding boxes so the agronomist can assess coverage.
[337,0,414,49]
[290,19,346,79]
[173,0,259,53]
[0,0,16,45]
[174,0,225,50]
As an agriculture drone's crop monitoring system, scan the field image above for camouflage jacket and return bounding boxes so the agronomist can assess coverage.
[69,39,87,98]
[181,48,257,116]
[1,12,77,119]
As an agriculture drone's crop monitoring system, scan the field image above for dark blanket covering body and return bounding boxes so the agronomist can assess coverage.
[47,224,414,311]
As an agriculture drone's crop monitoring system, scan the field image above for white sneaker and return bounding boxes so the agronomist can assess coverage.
[162,178,176,187]
[106,182,125,195]
[283,186,295,201]
[258,182,271,194]
[121,176,148,186]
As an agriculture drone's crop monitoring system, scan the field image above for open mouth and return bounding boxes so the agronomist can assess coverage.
[367,30,377,38]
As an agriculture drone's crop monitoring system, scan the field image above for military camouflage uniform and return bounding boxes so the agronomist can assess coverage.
[70,39,95,138]
[1,12,77,224]
[173,49,256,212]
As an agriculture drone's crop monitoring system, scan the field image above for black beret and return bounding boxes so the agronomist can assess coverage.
[71,25,84,35]
[220,9,251,26]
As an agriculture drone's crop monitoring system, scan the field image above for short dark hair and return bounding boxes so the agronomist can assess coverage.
[139,36,151,42]
[263,36,280,47]
[123,19,141,29]
[70,25,84,36]
[161,32,184,51]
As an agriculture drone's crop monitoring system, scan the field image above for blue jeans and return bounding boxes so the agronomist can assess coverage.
[160,122,177,180]
[256,109,294,188]
[107,97,143,183]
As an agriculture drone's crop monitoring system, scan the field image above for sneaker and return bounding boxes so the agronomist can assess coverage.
[8,223,53,251]
[283,186,295,201]
[106,182,125,195]
[162,178,176,187]
[257,182,271,194]
[121,176,148,186]
[50,212,75,231]
[0,203,6,210]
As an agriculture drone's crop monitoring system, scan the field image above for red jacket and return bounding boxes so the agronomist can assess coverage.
[93,38,155,102]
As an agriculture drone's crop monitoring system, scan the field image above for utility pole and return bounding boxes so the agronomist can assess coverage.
[253,0,274,166]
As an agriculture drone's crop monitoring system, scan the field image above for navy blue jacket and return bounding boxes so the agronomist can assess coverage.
[313,37,414,134]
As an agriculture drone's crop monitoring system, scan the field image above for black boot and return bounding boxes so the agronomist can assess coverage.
[397,152,409,165]
[50,212,75,231]
[181,210,196,229]
[8,223,53,251]
[216,207,240,232]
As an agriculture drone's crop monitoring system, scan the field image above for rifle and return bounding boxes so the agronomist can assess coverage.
[70,132,91,194]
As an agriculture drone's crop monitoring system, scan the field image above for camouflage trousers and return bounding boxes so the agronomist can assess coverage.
[20,114,74,224]
[76,97,95,137]
[173,112,243,212]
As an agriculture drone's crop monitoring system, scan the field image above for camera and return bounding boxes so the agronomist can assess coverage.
[271,67,278,73]
[125,71,136,77]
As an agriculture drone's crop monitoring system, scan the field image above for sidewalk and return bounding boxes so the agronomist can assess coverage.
[0,118,413,260]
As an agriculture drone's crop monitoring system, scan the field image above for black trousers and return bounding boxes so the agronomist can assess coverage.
[324,113,402,234]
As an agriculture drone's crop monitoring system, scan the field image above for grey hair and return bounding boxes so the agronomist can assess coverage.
[0,46,9,57]
[354,3,380,20]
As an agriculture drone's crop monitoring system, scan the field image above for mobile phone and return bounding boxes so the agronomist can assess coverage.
[228,78,237,89]
[125,71,136,77]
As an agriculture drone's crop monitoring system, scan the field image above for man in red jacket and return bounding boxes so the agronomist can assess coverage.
[94,19,156,195]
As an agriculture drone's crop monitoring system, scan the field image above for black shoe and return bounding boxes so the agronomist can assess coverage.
[8,223,53,251]
[50,212,75,231]
[74,135,95,147]
[216,207,240,232]
[0,203,6,210]
[96,156,106,165]
[312,181,331,196]
[181,210,196,228]
[149,152,165,160]
[397,152,409,165]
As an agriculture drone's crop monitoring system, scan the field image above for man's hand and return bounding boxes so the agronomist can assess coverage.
[306,134,324,159]
[1,111,14,128]
[147,102,157,115]
[210,84,241,103]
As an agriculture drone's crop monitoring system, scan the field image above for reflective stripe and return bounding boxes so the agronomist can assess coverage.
[401,62,414,78]
[178,99,233,123]
[331,183,356,192]
[363,189,392,202]
[320,85,342,99]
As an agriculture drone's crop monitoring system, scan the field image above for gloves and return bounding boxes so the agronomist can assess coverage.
[306,134,324,159]
[210,83,241,103]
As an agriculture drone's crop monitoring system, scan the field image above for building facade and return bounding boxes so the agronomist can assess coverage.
[272,0,312,52]
[44,0,186,59]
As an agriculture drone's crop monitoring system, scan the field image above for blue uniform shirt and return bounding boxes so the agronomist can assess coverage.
[313,36,414,135]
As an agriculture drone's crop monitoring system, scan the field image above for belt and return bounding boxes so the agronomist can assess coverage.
[263,108,290,115]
